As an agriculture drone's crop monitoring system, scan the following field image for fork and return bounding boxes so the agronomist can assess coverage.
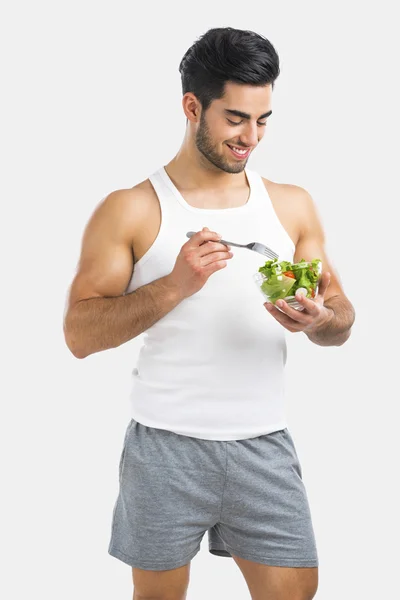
[186,232,279,260]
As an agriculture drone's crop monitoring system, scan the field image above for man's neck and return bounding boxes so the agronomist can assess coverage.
[165,147,247,191]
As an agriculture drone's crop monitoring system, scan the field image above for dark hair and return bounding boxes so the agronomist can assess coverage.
[179,27,280,112]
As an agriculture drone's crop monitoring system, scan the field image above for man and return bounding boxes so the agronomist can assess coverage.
[64,26,355,600]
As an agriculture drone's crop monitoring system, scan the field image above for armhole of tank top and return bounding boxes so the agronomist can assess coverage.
[254,172,296,255]
[131,171,168,270]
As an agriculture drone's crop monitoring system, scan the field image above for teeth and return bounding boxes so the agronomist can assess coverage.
[230,145,248,154]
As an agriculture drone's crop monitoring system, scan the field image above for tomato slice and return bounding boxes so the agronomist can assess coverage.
[282,271,295,279]
[311,288,316,298]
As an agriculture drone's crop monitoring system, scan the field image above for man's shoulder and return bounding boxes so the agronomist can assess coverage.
[256,175,316,247]
[258,175,312,215]
[98,177,156,223]
[105,176,154,205]
[259,174,309,201]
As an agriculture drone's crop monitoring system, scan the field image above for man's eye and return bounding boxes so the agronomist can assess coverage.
[227,119,267,127]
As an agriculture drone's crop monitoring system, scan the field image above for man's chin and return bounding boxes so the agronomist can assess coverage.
[220,160,247,174]
[213,154,247,174]
[198,148,247,174]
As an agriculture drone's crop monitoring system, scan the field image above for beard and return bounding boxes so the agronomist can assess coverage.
[195,111,248,174]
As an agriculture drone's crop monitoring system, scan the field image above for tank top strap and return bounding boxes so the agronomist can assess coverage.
[246,168,295,254]
[245,168,271,209]
[148,168,175,205]
[148,167,181,227]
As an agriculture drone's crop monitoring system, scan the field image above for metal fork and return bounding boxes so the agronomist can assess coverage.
[186,232,279,260]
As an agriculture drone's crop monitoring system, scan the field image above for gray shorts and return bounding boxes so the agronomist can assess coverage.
[108,418,318,571]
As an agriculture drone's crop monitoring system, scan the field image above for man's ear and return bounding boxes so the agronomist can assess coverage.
[182,93,200,123]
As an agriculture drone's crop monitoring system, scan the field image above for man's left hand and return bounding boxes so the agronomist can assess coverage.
[264,271,333,333]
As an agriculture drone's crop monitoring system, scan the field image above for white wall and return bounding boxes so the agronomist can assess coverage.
[2,1,399,599]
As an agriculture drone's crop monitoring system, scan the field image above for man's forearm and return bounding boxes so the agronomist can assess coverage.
[305,295,355,347]
[64,275,184,358]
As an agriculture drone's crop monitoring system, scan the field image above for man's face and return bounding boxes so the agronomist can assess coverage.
[194,82,273,174]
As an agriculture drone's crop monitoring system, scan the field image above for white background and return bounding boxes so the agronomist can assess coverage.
[2,1,399,599]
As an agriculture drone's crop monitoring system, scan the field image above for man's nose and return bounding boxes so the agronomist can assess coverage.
[240,123,259,147]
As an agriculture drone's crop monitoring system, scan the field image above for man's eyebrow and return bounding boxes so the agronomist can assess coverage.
[224,109,272,120]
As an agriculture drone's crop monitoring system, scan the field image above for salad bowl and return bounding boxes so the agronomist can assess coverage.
[254,258,322,312]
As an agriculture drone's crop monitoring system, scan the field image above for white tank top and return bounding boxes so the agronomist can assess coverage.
[125,166,295,440]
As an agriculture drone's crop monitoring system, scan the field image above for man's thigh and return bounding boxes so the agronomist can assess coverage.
[233,555,318,600]
[209,428,319,567]
[132,562,190,600]
[108,419,226,571]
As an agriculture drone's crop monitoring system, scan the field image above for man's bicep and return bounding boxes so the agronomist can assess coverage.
[293,191,345,301]
[66,192,135,309]
[69,242,134,305]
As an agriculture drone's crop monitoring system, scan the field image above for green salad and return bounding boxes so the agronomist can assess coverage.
[258,258,322,303]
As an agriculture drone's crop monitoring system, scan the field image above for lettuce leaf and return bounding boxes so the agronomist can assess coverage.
[259,258,321,302]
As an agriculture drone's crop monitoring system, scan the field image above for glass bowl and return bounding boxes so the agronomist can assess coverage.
[253,260,322,312]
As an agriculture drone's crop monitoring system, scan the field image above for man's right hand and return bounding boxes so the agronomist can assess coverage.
[166,227,234,299]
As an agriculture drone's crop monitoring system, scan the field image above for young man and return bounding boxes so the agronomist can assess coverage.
[64,27,355,600]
